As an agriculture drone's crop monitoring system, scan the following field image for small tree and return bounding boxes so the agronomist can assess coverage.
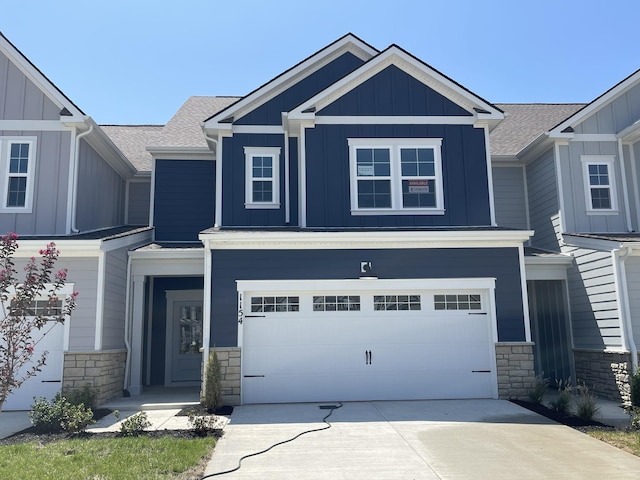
[0,233,78,412]
[203,350,222,412]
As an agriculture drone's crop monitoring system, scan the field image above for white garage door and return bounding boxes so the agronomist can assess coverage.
[2,320,65,411]
[239,278,498,404]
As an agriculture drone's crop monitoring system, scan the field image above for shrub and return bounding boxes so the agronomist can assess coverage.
[575,383,600,421]
[549,378,572,415]
[188,412,218,436]
[63,384,98,409]
[119,411,151,436]
[631,369,640,407]
[29,394,95,433]
[203,350,222,412]
[528,373,549,404]
[627,407,640,430]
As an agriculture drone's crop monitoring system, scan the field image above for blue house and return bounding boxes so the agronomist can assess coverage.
[3,32,639,409]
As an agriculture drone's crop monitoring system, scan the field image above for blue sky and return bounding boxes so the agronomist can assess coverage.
[1,0,638,124]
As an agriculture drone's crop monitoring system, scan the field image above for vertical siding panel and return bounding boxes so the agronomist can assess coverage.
[102,248,129,349]
[492,166,528,229]
[127,181,151,225]
[526,148,560,251]
[4,62,26,118]
[626,257,640,348]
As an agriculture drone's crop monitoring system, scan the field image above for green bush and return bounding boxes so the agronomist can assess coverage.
[549,378,573,415]
[203,350,222,412]
[29,395,95,433]
[627,406,640,430]
[528,373,549,404]
[118,411,151,436]
[63,384,98,409]
[188,412,218,437]
[575,383,599,420]
[631,369,640,407]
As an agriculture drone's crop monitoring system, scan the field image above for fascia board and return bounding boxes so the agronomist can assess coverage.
[549,69,640,136]
[562,233,623,251]
[289,46,504,121]
[129,248,204,260]
[146,146,215,161]
[617,119,640,142]
[199,229,533,249]
[0,33,84,118]
[203,35,378,129]
[11,239,103,257]
[524,255,573,265]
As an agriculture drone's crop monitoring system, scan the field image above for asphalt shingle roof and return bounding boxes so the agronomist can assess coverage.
[490,103,586,156]
[100,125,163,172]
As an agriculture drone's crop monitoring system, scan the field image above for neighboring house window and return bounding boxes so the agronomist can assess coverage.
[244,146,281,209]
[581,155,618,214]
[348,138,444,215]
[0,138,36,212]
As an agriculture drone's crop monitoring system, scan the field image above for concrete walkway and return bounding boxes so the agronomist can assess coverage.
[204,399,640,479]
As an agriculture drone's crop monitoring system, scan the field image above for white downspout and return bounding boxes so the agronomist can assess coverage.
[618,246,638,375]
[71,124,94,233]
[123,253,133,391]
[282,113,290,224]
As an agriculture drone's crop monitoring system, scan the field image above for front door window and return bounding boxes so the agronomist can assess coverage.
[178,304,202,354]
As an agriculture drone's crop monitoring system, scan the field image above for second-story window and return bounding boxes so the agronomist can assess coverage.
[348,138,444,215]
[244,147,281,209]
[1,138,36,212]
[581,155,618,214]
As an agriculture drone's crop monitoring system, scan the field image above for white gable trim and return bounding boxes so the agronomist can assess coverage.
[549,69,640,136]
[0,34,84,118]
[204,35,378,129]
[288,46,503,122]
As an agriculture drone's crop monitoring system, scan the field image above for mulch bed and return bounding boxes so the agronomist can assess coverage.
[511,399,614,431]
[177,404,234,416]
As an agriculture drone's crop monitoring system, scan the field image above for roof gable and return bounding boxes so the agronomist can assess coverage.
[288,45,503,122]
[0,31,84,120]
[203,33,378,129]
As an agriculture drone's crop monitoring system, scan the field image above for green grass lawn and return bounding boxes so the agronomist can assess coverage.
[0,435,216,479]
[586,429,640,457]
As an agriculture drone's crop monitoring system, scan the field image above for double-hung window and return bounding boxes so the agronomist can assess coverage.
[0,137,36,212]
[244,147,280,209]
[581,155,618,214]
[348,138,444,215]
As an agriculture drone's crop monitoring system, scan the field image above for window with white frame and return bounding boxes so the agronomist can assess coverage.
[244,146,281,209]
[581,155,618,213]
[0,138,36,212]
[348,138,444,214]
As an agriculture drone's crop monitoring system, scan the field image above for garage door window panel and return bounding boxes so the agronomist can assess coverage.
[434,294,482,311]
[374,294,421,311]
[313,295,360,311]
[251,296,299,312]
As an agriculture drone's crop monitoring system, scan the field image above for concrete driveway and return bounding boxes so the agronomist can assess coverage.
[204,399,640,479]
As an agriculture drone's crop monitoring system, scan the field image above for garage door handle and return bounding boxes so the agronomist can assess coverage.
[472,370,491,373]
[41,380,61,383]
[244,375,265,378]
[468,312,487,315]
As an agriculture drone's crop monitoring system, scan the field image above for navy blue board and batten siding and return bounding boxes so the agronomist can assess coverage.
[234,52,365,125]
[305,124,490,227]
[153,159,216,242]
[222,134,298,227]
[210,247,525,347]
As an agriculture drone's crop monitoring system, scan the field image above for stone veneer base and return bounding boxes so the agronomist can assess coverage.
[574,350,631,404]
[63,350,126,405]
[495,342,536,400]
[203,347,241,406]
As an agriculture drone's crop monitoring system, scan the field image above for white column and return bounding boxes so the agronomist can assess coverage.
[129,274,146,395]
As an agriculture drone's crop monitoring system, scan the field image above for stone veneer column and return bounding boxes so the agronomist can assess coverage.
[495,342,536,399]
[63,350,126,405]
[574,350,631,404]
[203,347,241,406]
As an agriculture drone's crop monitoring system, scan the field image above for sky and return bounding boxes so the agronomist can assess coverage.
[1,0,638,125]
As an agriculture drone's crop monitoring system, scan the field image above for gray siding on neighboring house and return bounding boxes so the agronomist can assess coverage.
[127,181,150,225]
[526,148,561,251]
[76,139,125,231]
[563,246,621,349]
[0,51,60,120]
[631,142,640,231]
[101,247,128,350]
[492,166,528,229]
[573,82,640,135]
[626,256,640,348]
[0,130,71,235]
[560,140,628,233]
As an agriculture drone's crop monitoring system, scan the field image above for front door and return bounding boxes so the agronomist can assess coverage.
[165,290,203,385]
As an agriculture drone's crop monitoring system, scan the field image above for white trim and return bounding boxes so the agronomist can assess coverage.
[524,263,569,281]
[483,125,497,226]
[146,146,215,161]
[554,142,567,234]
[202,247,212,390]
[94,251,106,350]
[201,229,533,250]
[149,158,156,230]
[244,146,281,209]
[0,120,73,131]
[232,125,284,134]
[282,114,290,224]
[522,164,531,232]
[617,139,633,231]
[518,244,532,342]
[580,155,619,214]
[299,124,309,227]
[315,116,476,125]
[289,46,503,121]
[215,134,223,227]
[348,138,444,214]
[204,35,378,129]
[129,251,205,277]
[0,137,37,212]
[630,143,640,229]
[616,247,638,372]
[570,134,618,142]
